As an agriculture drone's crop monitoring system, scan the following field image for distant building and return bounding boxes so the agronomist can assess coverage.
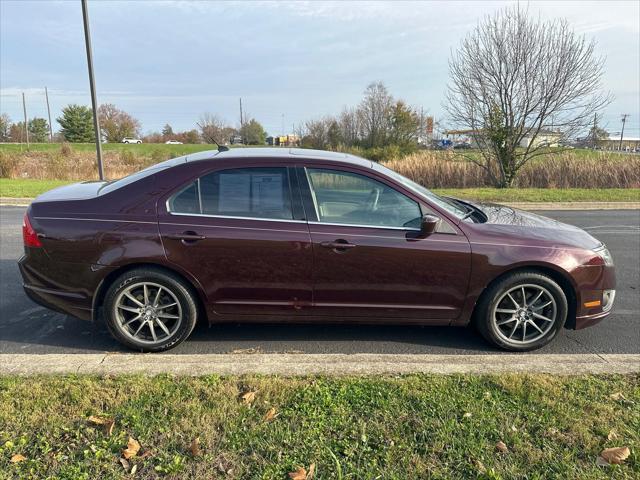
[266,134,300,147]
[518,129,562,148]
[601,136,640,151]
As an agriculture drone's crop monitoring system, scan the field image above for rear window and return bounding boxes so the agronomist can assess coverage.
[98,156,190,195]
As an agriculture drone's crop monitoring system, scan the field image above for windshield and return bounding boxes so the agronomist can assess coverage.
[373,162,468,218]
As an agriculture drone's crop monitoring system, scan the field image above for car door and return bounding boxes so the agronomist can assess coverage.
[300,166,471,322]
[158,165,313,316]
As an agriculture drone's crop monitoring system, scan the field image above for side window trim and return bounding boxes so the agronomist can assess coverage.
[303,166,422,231]
[166,166,304,223]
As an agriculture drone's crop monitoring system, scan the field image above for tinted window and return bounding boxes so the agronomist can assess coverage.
[169,167,293,220]
[306,168,422,228]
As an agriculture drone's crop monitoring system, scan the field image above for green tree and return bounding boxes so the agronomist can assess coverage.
[389,101,419,147]
[162,123,174,138]
[28,117,50,143]
[240,118,266,145]
[588,125,609,148]
[57,105,94,143]
[0,113,11,142]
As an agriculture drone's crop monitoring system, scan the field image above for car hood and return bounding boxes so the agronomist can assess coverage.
[462,200,603,250]
[32,181,107,203]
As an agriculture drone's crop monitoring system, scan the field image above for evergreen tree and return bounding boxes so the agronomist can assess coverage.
[57,105,95,143]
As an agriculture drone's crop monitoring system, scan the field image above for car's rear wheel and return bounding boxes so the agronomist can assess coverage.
[103,268,198,352]
[475,271,568,351]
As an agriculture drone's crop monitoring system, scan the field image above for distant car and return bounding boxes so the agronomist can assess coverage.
[453,142,472,150]
[19,148,616,352]
[165,140,183,145]
[122,137,142,144]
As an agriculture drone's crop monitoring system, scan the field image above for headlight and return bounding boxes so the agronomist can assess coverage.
[593,245,614,266]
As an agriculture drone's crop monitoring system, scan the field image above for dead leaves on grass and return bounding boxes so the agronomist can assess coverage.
[122,437,141,459]
[288,463,315,480]
[9,454,26,463]
[87,415,115,436]
[190,437,202,457]
[263,407,278,422]
[240,390,257,405]
[597,446,631,466]
[495,441,509,453]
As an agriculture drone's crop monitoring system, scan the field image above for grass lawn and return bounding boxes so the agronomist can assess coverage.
[433,188,640,203]
[0,374,637,479]
[2,178,639,203]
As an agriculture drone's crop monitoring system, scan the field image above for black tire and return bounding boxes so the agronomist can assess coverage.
[475,271,568,351]
[103,268,198,352]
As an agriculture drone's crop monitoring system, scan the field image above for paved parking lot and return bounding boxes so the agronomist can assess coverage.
[1,206,638,356]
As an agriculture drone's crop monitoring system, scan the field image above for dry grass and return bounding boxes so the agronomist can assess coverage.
[1,146,639,189]
[384,150,640,188]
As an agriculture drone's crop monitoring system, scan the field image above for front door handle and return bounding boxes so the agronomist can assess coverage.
[166,231,206,244]
[320,240,357,251]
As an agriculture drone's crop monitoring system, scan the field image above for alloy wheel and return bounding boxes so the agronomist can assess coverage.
[492,283,557,345]
[113,282,183,345]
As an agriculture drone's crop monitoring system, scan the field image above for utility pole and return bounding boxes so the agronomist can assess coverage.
[45,86,53,142]
[281,113,285,137]
[22,92,29,148]
[619,114,628,151]
[592,113,597,149]
[239,98,243,127]
[81,0,104,180]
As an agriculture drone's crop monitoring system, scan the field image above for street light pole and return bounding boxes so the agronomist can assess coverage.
[81,0,104,180]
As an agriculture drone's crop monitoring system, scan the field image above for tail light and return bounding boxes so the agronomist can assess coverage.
[23,213,42,248]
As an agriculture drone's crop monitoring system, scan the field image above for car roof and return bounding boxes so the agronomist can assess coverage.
[180,147,372,168]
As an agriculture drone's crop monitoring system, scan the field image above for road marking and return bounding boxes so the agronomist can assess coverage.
[1,353,638,375]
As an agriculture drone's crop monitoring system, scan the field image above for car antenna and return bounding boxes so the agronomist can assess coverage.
[213,138,229,152]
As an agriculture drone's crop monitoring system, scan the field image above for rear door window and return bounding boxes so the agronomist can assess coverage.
[168,167,293,220]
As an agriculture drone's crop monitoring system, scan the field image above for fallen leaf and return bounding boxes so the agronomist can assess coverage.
[130,464,137,475]
[607,429,618,441]
[119,458,130,471]
[190,437,201,457]
[495,441,508,453]
[122,437,141,459]
[10,454,26,463]
[598,446,630,465]
[241,390,257,405]
[139,450,153,459]
[307,463,316,479]
[263,407,277,421]
[288,466,307,480]
[105,419,115,436]
[463,412,472,418]
[88,415,107,425]
[610,392,626,401]
[471,458,486,474]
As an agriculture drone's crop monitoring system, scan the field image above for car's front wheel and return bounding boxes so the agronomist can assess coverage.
[475,271,568,351]
[103,268,198,352]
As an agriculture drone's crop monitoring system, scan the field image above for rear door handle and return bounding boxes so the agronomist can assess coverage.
[320,240,357,251]
[166,231,206,244]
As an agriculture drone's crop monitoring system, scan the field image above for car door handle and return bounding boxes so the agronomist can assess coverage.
[320,240,357,250]
[166,231,206,243]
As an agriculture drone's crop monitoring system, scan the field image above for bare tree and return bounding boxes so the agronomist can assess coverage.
[359,82,394,148]
[97,104,141,143]
[197,113,227,144]
[338,107,361,146]
[445,6,612,187]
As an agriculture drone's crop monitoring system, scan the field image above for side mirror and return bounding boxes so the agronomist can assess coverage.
[420,214,440,236]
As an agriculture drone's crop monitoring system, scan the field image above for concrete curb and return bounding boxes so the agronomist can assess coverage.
[1,353,638,376]
[2,197,638,210]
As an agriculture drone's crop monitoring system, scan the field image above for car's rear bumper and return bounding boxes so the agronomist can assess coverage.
[18,253,109,321]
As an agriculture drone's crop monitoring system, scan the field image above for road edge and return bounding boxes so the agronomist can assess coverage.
[1,353,639,376]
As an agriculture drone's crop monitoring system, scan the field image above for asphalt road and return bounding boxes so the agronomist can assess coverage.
[1,205,638,355]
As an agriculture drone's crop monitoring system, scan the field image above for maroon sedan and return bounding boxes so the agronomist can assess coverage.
[19,148,615,352]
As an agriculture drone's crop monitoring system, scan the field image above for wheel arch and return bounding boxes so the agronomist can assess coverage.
[92,262,208,324]
[471,264,578,329]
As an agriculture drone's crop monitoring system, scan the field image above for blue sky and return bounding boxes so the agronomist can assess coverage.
[1,0,638,137]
